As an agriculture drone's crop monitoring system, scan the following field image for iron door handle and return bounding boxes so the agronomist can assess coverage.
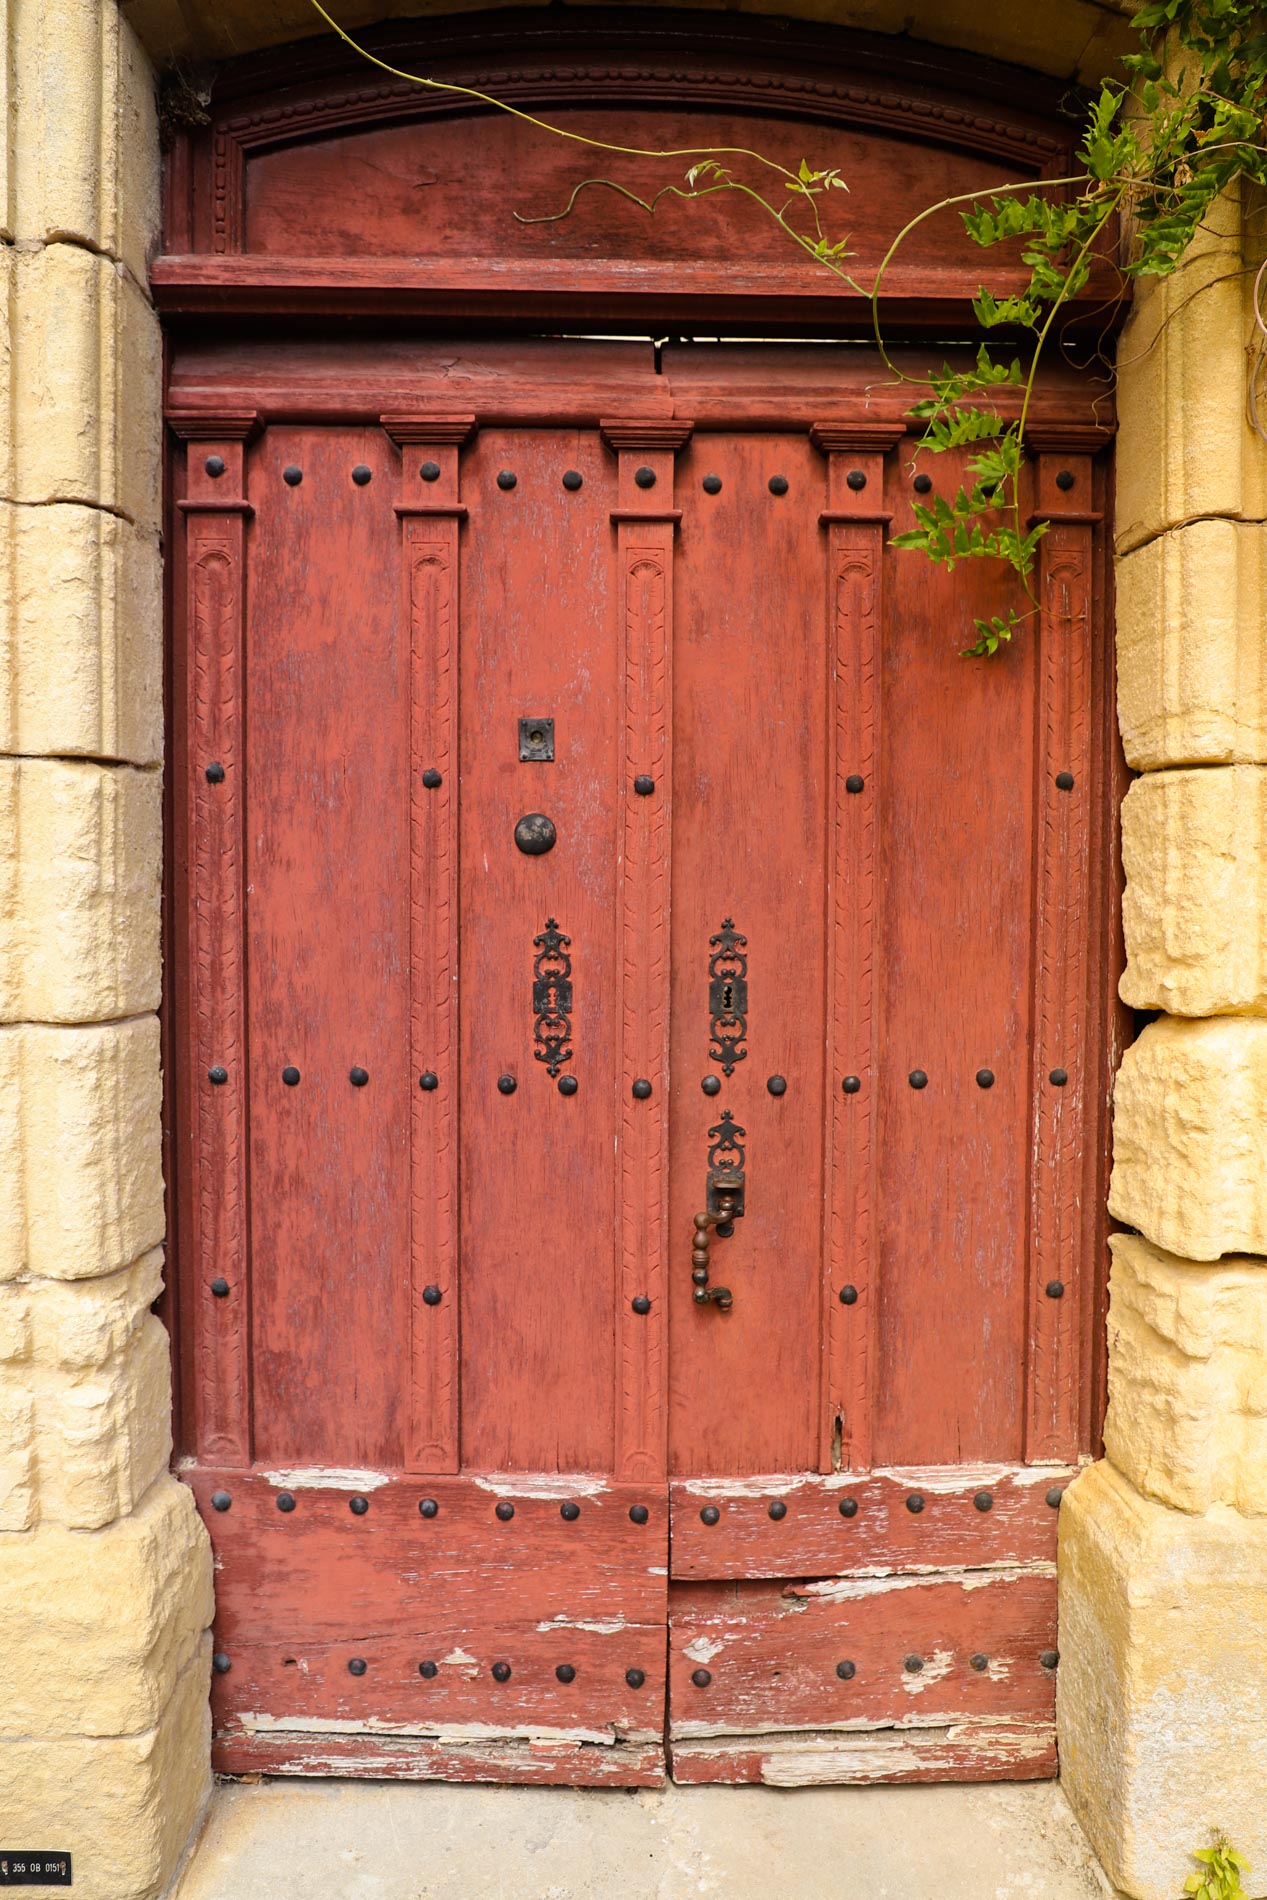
[692,1108,746,1309]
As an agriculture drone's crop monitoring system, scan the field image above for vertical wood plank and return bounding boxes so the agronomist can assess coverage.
[603,420,690,1482]
[812,426,902,1473]
[172,411,257,1467]
[384,415,475,1475]
[1025,446,1100,1463]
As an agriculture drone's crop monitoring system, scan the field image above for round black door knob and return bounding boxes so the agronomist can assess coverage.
[767,1075,787,1096]
[838,1497,858,1518]
[626,1667,646,1688]
[976,1069,994,1089]
[420,461,441,482]
[768,1500,787,1520]
[560,1501,580,1521]
[282,1066,300,1086]
[419,1659,438,1678]
[283,466,302,486]
[210,1491,231,1512]
[419,1071,439,1091]
[351,465,372,485]
[634,774,655,796]
[558,1075,578,1096]
[556,1663,577,1683]
[495,1501,515,1521]
[970,1653,989,1672]
[700,1506,720,1526]
[562,469,583,491]
[277,1492,296,1513]
[634,466,656,489]
[632,1295,651,1315]
[846,469,867,491]
[974,1491,993,1512]
[836,1660,856,1680]
[211,1277,230,1298]
[839,1285,858,1306]
[702,474,722,494]
[913,473,932,493]
[842,1075,860,1094]
[497,1074,517,1095]
[629,1504,649,1524]
[205,761,225,783]
[492,1660,512,1681]
[422,1284,442,1306]
[768,475,789,495]
[701,1075,721,1096]
[692,1668,712,1688]
[419,1498,439,1518]
[205,455,225,478]
[632,1078,652,1100]
[349,1067,369,1086]
[348,1657,368,1675]
[1055,470,1075,491]
[496,470,517,491]
[514,812,557,855]
[350,1496,369,1515]
[906,1493,925,1514]
[909,1069,928,1089]
[213,1652,232,1674]
[422,768,442,789]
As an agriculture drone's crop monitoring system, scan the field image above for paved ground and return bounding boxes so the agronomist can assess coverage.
[173,1777,1116,1900]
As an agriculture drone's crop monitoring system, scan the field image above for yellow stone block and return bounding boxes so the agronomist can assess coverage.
[1109,1015,1267,1260]
[1116,185,1267,554]
[3,0,159,281]
[0,760,161,1023]
[1120,764,1267,1015]
[30,1245,164,1367]
[28,1313,172,1530]
[1105,1233,1267,1515]
[0,1642,212,1900]
[0,1017,164,1283]
[1117,520,1267,769]
[0,501,163,764]
[0,244,160,529]
[0,1382,36,1531]
[1059,1461,1267,1900]
[0,1472,213,1739]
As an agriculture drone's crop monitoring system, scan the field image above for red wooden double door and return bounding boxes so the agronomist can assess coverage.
[171,338,1112,1785]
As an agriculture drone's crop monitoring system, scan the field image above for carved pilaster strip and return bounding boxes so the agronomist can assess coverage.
[813,426,900,1473]
[174,418,256,1466]
[607,425,689,1480]
[1025,452,1098,1463]
[385,416,475,1473]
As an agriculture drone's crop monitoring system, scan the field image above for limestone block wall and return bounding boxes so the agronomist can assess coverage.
[0,4,213,1897]
[1057,182,1267,1900]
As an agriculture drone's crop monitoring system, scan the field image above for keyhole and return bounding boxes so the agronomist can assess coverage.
[722,981,734,1010]
[529,729,545,746]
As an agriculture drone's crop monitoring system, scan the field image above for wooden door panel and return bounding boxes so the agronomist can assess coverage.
[245,424,410,1470]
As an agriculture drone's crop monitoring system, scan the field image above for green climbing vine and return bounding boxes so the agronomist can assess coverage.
[304,0,1267,656]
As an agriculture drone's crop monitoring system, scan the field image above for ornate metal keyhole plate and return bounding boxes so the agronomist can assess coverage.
[533,919,573,1078]
[708,919,749,1075]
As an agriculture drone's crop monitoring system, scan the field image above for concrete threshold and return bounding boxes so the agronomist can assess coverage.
[171,1777,1116,1900]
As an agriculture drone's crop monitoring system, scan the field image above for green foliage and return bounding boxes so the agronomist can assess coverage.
[1184,1835,1252,1900]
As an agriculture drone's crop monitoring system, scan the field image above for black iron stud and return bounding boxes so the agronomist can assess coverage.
[498,1075,517,1095]
[842,1075,861,1094]
[1049,1068,1068,1086]
[1055,771,1075,791]
[350,1496,369,1516]
[422,1285,442,1306]
[211,1277,230,1298]
[283,466,302,486]
[205,455,225,478]
[560,1502,581,1522]
[700,1506,720,1526]
[419,1498,439,1518]
[767,1075,787,1097]
[350,1066,369,1087]
[906,1493,925,1514]
[632,1078,652,1100]
[208,1066,228,1086]
[836,1660,856,1681]
[846,469,867,491]
[420,1071,438,1091]
[422,768,442,789]
[845,774,865,794]
[497,471,517,491]
[702,475,722,494]
[634,466,656,489]
[632,1296,651,1315]
[213,1653,232,1674]
[904,1655,924,1674]
[909,1070,928,1090]
[692,1668,712,1688]
[913,473,932,494]
[768,1500,787,1521]
[839,1497,858,1518]
[277,1492,296,1513]
[701,1076,722,1096]
[1055,470,1075,491]
[970,1653,989,1672]
[768,475,789,495]
[1045,1487,1064,1509]
[556,1663,576,1683]
[1046,1280,1065,1299]
[1040,1650,1060,1670]
[558,1075,578,1097]
[514,812,557,855]
[352,465,372,486]
[492,1661,512,1681]
[626,1667,646,1688]
[348,1657,368,1675]
[496,1501,515,1521]
[420,461,441,483]
[562,470,583,491]
[634,774,655,796]
[629,1504,649,1525]
[211,1491,231,1512]
[205,761,225,783]
[282,1066,300,1086]
[419,1660,438,1678]
[976,1069,995,1089]
[839,1285,858,1305]
[974,1491,993,1512]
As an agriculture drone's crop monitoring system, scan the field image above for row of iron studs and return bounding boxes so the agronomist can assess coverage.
[210,1650,1055,1682]
[203,1486,1063,1517]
